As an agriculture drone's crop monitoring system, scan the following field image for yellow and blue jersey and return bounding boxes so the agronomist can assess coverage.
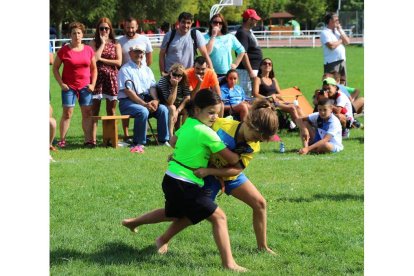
[210,118,259,181]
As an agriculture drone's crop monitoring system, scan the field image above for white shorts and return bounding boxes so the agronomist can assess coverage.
[331,143,344,153]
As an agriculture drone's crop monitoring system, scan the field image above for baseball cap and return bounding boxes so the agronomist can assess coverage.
[322,77,337,86]
[242,9,261,20]
[129,44,146,53]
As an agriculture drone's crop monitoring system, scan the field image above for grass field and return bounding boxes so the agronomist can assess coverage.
[50,46,364,275]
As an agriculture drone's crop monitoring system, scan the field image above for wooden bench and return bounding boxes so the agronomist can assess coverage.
[92,115,130,148]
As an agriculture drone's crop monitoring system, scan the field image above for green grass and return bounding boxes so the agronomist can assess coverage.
[50,46,364,275]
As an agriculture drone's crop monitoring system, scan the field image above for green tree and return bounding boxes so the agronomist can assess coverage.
[326,0,364,12]
[51,0,118,37]
[286,0,327,29]
[81,0,118,26]
[248,0,275,20]
[50,0,83,38]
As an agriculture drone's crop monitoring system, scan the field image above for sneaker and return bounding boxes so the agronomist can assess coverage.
[57,140,66,148]
[161,141,171,147]
[123,138,134,145]
[342,128,350,138]
[130,145,145,153]
[117,141,130,147]
[352,119,361,128]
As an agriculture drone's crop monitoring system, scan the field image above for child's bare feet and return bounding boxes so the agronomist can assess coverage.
[121,218,138,233]
[223,263,248,273]
[155,237,169,254]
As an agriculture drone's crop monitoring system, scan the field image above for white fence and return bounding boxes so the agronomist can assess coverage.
[50,29,362,53]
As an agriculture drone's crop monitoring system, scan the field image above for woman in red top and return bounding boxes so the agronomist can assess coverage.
[89,18,122,146]
[53,22,97,148]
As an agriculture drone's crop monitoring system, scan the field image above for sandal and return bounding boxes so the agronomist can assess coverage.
[57,140,66,148]
[84,140,97,148]
[50,145,58,151]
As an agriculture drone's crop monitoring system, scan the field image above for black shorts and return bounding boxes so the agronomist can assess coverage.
[162,174,217,224]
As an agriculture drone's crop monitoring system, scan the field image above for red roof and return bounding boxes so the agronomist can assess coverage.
[270,12,294,19]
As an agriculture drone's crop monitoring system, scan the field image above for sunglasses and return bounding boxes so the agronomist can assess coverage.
[172,72,183,78]
[212,21,223,25]
[99,27,110,31]
[262,62,272,66]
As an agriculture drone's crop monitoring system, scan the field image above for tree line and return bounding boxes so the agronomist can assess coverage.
[50,0,363,38]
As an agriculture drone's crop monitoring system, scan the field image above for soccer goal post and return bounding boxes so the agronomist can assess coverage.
[210,0,243,19]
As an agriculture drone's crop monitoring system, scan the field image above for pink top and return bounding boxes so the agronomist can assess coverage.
[57,44,95,90]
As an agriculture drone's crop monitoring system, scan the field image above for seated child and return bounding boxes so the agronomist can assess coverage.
[296,98,344,154]
[220,69,249,121]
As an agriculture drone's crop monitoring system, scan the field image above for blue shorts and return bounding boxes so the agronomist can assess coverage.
[202,173,248,200]
[62,86,92,107]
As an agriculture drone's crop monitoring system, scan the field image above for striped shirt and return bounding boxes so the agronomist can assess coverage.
[156,76,190,106]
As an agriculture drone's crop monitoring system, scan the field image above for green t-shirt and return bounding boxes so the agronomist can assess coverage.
[343,86,356,93]
[167,117,226,186]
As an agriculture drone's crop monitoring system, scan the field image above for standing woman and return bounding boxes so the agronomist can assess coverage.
[204,13,245,78]
[53,22,97,147]
[90,18,122,146]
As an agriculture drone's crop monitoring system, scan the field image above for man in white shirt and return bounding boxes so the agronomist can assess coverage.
[320,12,350,84]
[118,45,169,151]
[118,17,154,140]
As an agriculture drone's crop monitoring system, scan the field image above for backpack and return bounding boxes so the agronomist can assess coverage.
[165,29,198,56]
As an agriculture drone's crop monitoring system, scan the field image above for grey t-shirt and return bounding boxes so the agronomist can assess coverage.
[118,35,153,65]
[161,30,206,71]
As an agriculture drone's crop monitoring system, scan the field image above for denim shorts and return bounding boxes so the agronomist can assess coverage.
[203,173,249,200]
[62,86,92,107]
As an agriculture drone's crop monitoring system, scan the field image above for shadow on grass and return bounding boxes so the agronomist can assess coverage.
[52,134,161,151]
[276,193,364,203]
[52,135,95,151]
[50,241,171,267]
[347,136,364,144]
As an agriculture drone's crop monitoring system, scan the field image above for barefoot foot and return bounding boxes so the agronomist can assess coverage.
[121,219,138,233]
[258,246,278,256]
[223,263,249,273]
[156,237,169,254]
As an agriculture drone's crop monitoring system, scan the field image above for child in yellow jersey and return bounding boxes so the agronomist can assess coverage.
[194,98,279,255]
[122,97,278,260]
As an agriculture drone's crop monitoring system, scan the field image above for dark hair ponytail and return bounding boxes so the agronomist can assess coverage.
[219,69,238,86]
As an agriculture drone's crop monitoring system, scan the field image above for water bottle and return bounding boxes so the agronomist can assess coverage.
[293,96,299,106]
[279,142,285,153]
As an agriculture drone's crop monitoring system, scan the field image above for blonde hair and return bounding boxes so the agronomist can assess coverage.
[169,63,188,86]
[245,98,279,140]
